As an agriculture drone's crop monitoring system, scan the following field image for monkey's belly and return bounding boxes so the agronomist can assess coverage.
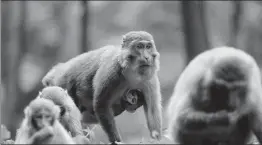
[81,102,126,124]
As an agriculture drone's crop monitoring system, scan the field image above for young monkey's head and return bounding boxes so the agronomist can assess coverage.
[24,98,60,131]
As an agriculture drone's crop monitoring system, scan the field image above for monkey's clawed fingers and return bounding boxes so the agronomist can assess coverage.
[151,130,161,140]
[110,141,124,145]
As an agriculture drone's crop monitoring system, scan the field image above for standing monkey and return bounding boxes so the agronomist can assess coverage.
[42,31,162,144]
[166,46,262,145]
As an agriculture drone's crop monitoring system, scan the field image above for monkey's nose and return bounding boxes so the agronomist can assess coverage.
[144,56,149,61]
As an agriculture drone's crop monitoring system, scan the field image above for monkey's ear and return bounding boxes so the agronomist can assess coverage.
[122,35,127,42]
[53,105,61,119]
[24,106,31,118]
[121,35,128,48]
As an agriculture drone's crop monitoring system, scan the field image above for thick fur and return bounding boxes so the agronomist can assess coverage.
[41,31,162,143]
[38,86,83,137]
[15,98,75,144]
[166,46,262,145]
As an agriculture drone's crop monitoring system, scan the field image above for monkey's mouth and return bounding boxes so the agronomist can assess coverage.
[139,64,151,68]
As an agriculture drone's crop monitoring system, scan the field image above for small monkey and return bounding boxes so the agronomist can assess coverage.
[42,31,162,144]
[15,98,75,144]
[122,89,145,113]
[37,86,83,137]
[166,46,262,145]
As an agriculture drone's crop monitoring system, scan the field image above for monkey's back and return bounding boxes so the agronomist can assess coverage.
[55,45,122,109]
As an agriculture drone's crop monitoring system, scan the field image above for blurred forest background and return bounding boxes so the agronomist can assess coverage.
[1,1,262,144]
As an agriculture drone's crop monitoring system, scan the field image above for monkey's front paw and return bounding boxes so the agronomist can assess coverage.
[151,130,161,140]
[2,139,15,144]
[110,141,124,145]
[73,135,90,144]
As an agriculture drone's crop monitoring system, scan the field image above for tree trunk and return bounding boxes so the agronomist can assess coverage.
[228,1,242,47]
[181,1,210,64]
[1,1,24,138]
[81,0,89,53]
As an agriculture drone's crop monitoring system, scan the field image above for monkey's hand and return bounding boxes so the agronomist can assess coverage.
[209,110,230,126]
[2,139,15,144]
[110,141,124,145]
[73,135,90,144]
[151,130,161,140]
[142,76,162,141]
[31,126,54,143]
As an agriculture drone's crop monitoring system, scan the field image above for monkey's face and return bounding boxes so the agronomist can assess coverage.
[31,108,55,130]
[125,40,159,79]
[123,89,144,113]
[25,98,60,131]
[202,78,248,112]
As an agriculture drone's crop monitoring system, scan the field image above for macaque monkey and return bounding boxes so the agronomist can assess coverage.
[38,86,91,144]
[37,86,83,137]
[166,46,262,145]
[42,31,162,144]
[15,98,75,144]
[122,89,145,113]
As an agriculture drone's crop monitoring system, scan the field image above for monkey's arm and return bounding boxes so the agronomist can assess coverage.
[250,95,262,144]
[177,108,236,138]
[93,63,124,143]
[65,113,84,137]
[251,109,262,144]
[142,76,162,140]
[179,109,230,130]
[82,110,99,124]
[249,65,262,144]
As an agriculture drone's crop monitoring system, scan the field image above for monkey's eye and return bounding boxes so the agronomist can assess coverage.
[35,115,43,119]
[146,44,152,49]
[136,43,144,49]
[131,91,136,96]
[45,115,52,121]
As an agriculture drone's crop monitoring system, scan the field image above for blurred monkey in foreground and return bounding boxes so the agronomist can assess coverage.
[15,98,75,144]
[42,31,162,144]
[38,86,83,137]
[166,46,262,145]
[37,86,90,144]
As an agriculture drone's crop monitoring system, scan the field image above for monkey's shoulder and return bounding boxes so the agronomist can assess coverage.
[61,45,121,78]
